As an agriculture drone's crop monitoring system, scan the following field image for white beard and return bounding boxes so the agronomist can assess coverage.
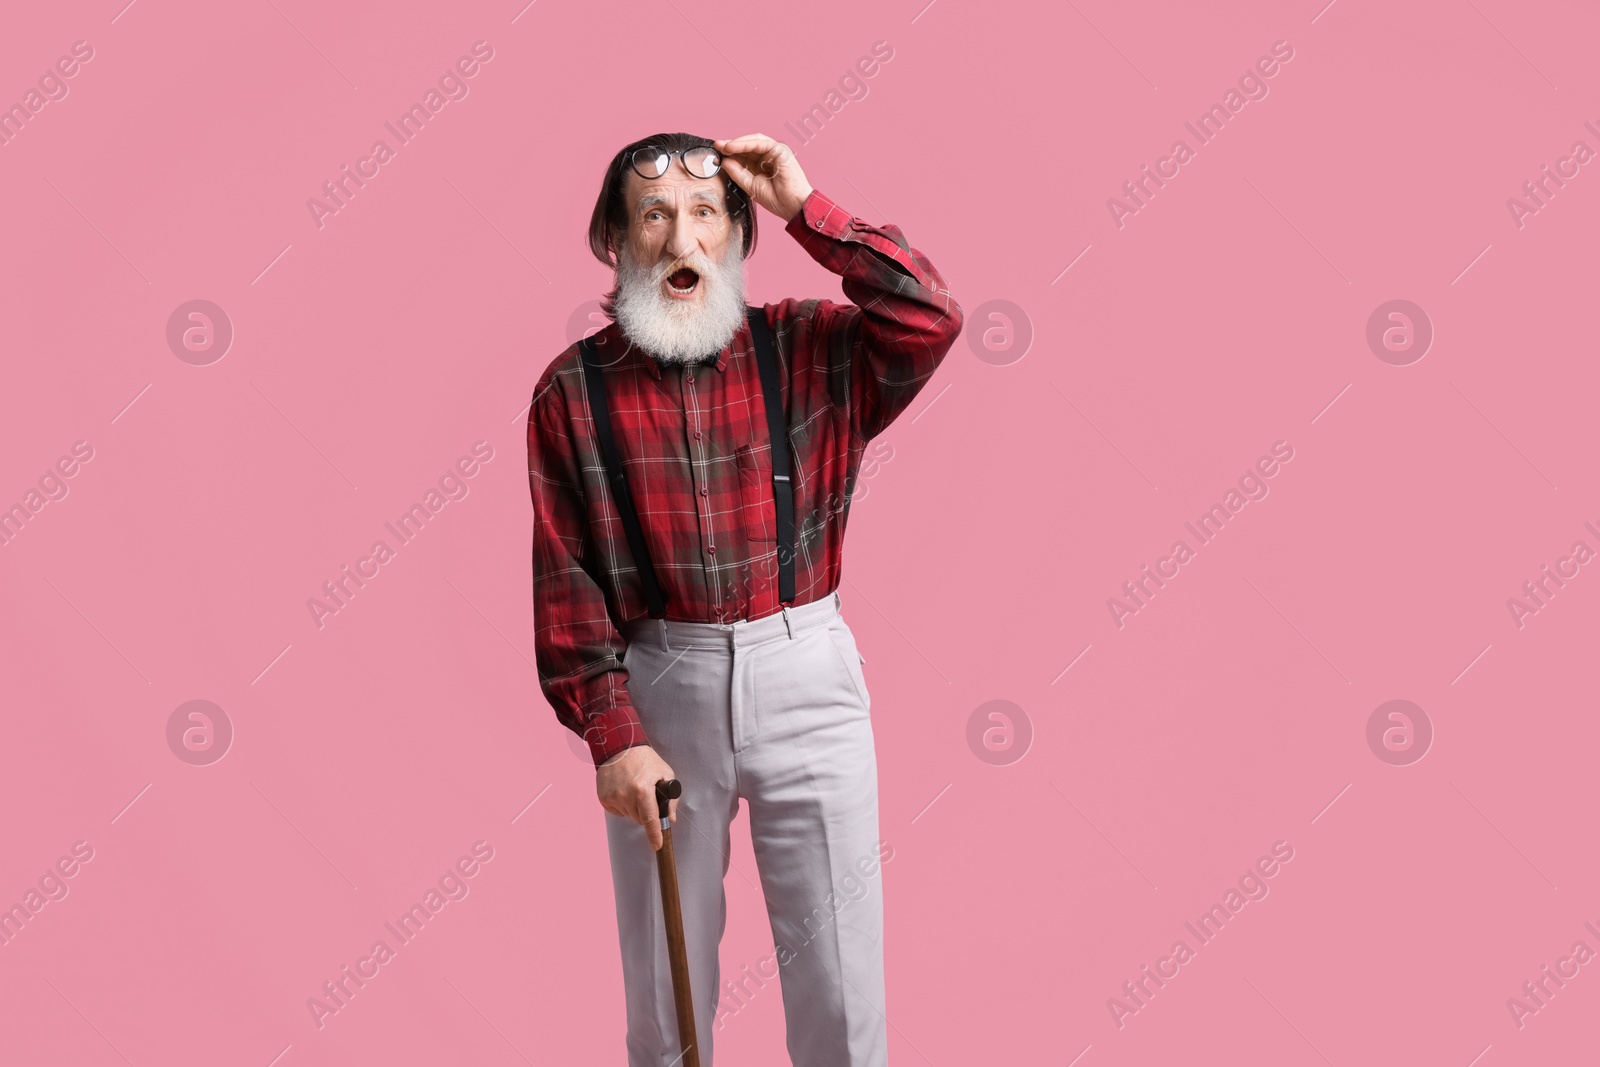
[612,239,748,364]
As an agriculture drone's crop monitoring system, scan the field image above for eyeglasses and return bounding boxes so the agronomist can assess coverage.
[627,145,722,180]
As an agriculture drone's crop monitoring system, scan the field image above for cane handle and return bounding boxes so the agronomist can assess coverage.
[655,778,681,820]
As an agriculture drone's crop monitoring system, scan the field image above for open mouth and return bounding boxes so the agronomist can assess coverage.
[666,267,700,296]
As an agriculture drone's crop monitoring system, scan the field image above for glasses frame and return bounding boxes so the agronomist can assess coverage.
[620,144,750,220]
[626,145,723,181]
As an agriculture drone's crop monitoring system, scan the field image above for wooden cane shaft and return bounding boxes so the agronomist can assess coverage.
[656,826,700,1067]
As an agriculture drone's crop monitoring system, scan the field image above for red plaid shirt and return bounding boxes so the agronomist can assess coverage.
[527,189,962,766]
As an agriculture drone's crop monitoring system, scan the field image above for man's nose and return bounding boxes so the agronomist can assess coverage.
[663,213,699,261]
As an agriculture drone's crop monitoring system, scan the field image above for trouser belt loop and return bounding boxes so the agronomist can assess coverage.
[781,604,794,640]
[658,618,668,652]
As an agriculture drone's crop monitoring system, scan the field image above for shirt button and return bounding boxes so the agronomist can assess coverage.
[686,374,694,384]
[814,219,824,229]
[700,488,708,496]
[708,545,716,554]
[694,431,702,440]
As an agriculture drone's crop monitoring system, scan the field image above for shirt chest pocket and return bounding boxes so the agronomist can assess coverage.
[735,444,777,543]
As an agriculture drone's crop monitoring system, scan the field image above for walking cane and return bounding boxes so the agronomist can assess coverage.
[655,778,699,1067]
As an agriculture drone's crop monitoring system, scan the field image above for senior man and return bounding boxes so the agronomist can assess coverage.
[526,130,962,1066]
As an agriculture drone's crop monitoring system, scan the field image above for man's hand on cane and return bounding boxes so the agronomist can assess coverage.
[598,745,679,850]
[712,134,814,223]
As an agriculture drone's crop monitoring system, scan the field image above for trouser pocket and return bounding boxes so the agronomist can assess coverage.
[822,620,870,711]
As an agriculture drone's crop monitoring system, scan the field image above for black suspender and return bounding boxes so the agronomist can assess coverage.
[579,335,669,618]
[746,305,797,606]
[576,305,795,618]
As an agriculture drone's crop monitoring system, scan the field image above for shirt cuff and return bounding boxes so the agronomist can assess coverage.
[786,188,853,241]
[582,702,652,768]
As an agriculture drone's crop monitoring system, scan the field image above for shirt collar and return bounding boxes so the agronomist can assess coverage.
[618,326,733,380]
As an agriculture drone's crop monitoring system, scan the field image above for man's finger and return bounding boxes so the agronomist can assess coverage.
[720,156,757,191]
[716,135,775,156]
[716,134,768,149]
[723,148,780,170]
[643,795,664,850]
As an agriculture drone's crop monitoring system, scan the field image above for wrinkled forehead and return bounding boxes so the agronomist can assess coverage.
[623,170,729,213]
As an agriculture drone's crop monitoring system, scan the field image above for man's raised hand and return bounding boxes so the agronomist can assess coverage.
[713,134,814,223]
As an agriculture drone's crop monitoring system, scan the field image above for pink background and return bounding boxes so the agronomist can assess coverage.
[2,0,1597,1063]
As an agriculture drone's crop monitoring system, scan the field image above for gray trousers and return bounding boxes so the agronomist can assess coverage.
[608,590,888,1066]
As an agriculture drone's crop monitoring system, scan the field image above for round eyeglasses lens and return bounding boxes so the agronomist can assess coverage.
[633,148,671,178]
[682,146,721,178]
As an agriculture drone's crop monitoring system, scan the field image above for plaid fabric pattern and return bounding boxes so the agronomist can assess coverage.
[527,189,963,765]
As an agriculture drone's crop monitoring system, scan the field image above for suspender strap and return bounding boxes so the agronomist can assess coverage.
[747,305,796,605]
[578,336,668,619]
